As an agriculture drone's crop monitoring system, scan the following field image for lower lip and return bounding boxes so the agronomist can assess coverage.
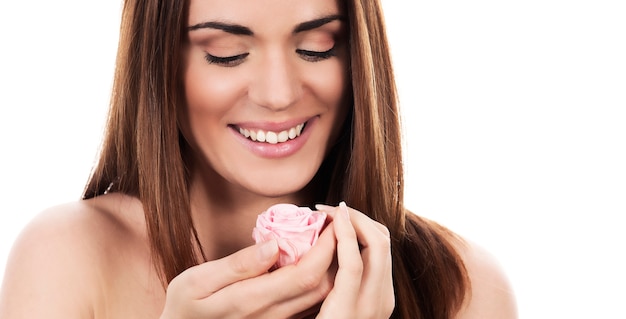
[231,118,317,159]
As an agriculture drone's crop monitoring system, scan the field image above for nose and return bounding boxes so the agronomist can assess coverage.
[248,52,301,112]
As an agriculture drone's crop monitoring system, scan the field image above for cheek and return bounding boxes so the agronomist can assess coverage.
[184,65,246,117]
[307,59,349,111]
[181,59,249,154]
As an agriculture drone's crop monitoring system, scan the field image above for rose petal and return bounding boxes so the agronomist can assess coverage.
[252,203,326,268]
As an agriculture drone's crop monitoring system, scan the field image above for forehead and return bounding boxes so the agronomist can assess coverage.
[187,0,344,30]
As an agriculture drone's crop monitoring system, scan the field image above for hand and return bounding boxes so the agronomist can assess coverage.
[314,202,395,319]
[160,227,338,319]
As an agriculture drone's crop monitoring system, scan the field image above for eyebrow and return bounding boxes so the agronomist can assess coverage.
[293,14,344,33]
[187,14,344,35]
[188,21,252,35]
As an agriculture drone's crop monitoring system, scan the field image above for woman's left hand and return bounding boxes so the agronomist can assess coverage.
[314,202,395,318]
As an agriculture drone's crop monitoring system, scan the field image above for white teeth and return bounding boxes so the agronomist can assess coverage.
[277,131,289,143]
[237,122,305,144]
[266,131,278,144]
[239,128,250,138]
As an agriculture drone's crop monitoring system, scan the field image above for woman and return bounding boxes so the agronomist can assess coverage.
[0,0,517,318]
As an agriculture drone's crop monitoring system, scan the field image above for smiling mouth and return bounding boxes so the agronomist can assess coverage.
[236,122,307,144]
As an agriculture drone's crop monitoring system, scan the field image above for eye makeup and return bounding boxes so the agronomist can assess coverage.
[204,52,249,67]
[192,15,345,67]
[296,46,337,62]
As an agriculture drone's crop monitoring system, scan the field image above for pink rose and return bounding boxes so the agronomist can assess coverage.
[252,203,327,268]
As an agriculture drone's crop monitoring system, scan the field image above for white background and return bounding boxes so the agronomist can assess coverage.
[1,1,624,318]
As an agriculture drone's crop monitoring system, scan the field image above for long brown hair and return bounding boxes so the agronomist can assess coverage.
[83,0,469,318]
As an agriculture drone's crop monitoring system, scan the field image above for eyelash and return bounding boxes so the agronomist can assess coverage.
[296,46,337,62]
[203,46,336,67]
[204,53,249,67]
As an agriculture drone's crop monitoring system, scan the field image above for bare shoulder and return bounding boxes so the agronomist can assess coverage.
[0,193,146,318]
[452,238,518,319]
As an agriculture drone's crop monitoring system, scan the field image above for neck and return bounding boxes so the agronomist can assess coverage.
[188,162,313,261]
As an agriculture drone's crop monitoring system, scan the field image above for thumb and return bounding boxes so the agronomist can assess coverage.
[170,239,279,299]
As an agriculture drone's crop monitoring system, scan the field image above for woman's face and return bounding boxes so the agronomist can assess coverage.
[183,0,349,197]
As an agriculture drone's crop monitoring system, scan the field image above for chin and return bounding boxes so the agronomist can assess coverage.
[247,179,311,198]
[236,170,314,199]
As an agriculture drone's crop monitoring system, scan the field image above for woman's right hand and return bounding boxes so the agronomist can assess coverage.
[159,226,338,319]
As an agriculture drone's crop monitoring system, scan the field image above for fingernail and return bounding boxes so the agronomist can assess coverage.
[315,204,334,211]
[258,239,278,261]
[339,201,350,220]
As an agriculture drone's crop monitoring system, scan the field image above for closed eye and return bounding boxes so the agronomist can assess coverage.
[204,52,249,67]
[296,47,336,62]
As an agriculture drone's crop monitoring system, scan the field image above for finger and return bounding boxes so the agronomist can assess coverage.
[317,203,395,317]
[347,207,394,317]
[259,224,337,303]
[169,239,279,300]
[257,224,337,306]
[342,205,394,317]
[199,226,338,318]
[373,220,391,238]
[317,202,362,317]
[358,238,394,317]
[317,203,390,245]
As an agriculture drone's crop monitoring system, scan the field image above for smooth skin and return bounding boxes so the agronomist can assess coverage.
[160,202,394,319]
[181,0,350,199]
[0,0,517,317]
[0,195,516,318]
[0,195,395,318]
